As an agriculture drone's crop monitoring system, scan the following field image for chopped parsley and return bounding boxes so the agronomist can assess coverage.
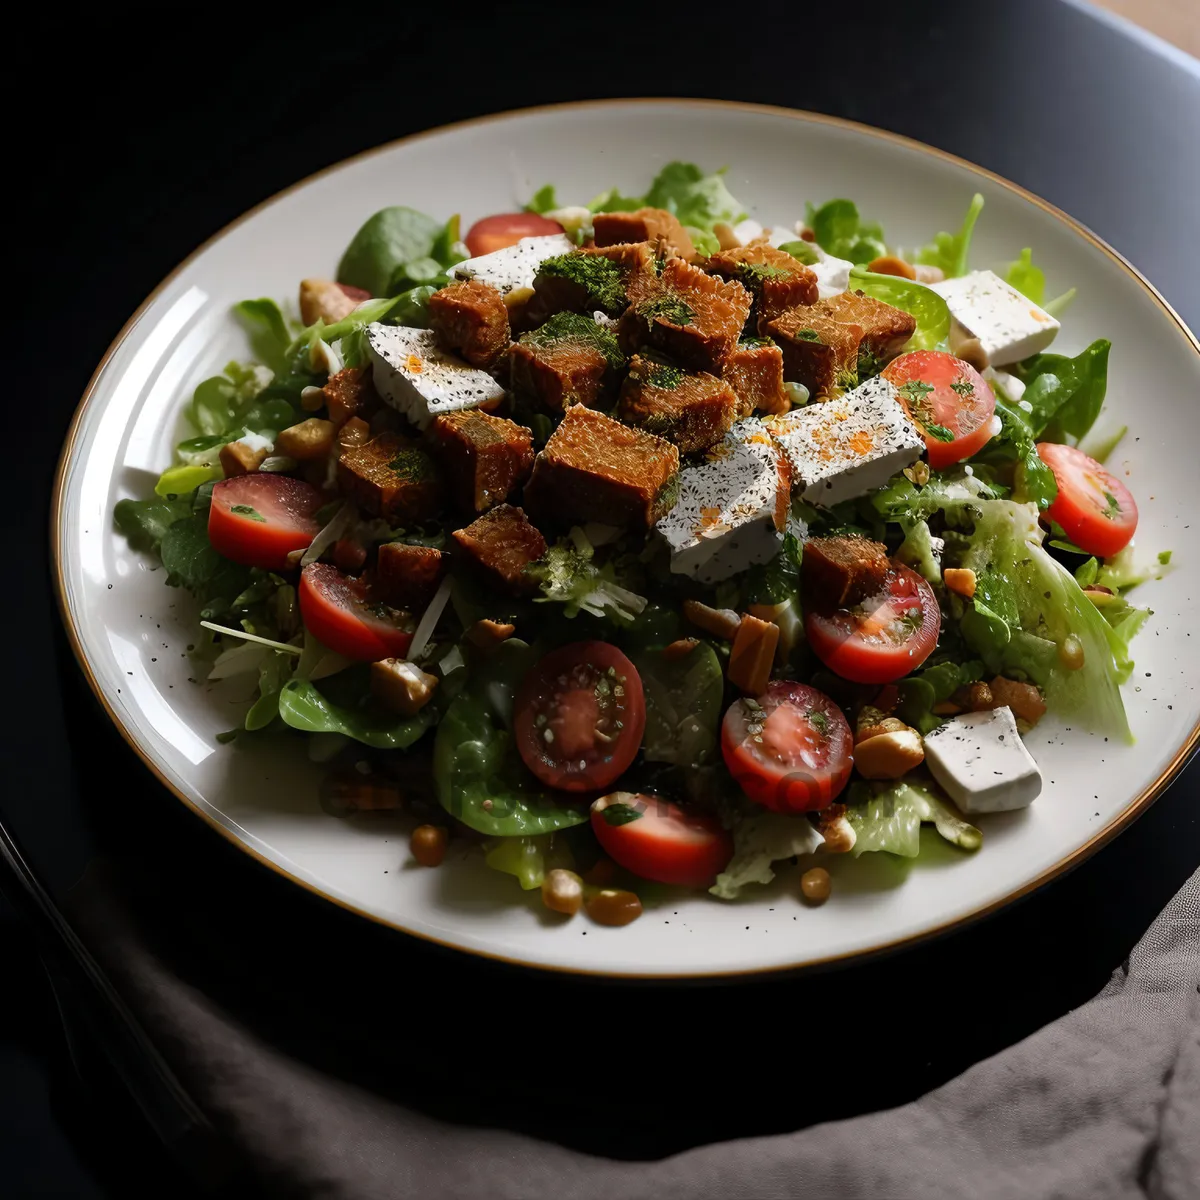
[522,312,624,370]
[856,346,884,381]
[387,448,436,480]
[791,328,822,342]
[536,252,626,313]
[601,802,644,826]
[898,379,934,402]
[638,294,695,328]
[950,379,976,397]
[1103,491,1121,518]
[737,261,790,288]
[230,504,266,522]
[926,423,956,442]
[808,710,829,737]
[739,335,775,348]
[641,360,685,390]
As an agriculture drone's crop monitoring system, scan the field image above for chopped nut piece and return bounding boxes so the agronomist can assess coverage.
[410,824,448,867]
[466,618,517,649]
[953,681,995,712]
[584,887,643,926]
[300,277,369,326]
[943,567,977,598]
[813,804,856,854]
[428,279,511,368]
[682,599,742,640]
[370,658,438,716]
[855,715,909,743]
[728,614,780,695]
[800,867,832,903]
[375,542,445,611]
[275,418,335,461]
[989,676,1047,726]
[867,255,917,280]
[854,728,925,779]
[542,869,584,916]
[219,440,268,477]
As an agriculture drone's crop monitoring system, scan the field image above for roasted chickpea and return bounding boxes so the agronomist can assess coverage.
[585,888,642,927]
[410,824,448,867]
[800,867,832,905]
[542,869,584,916]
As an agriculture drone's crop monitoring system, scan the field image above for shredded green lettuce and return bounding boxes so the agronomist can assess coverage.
[527,527,648,623]
[804,198,887,264]
[710,812,824,900]
[1004,248,1046,304]
[915,193,984,279]
[847,780,981,857]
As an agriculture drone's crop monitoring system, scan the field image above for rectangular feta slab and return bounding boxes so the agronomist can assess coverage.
[449,234,575,297]
[922,706,1043,813]
[931,269,1060,365]
[769,376,924,506]
[656,418,786,584]
[366,324,505,429]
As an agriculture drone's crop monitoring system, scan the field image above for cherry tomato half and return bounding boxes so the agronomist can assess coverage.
[1037,442,1138,558]
[805,563,941,685]
[590,793,733,888]
[463,212,565,258]
[298,563,412,662]
[883,350,997,469]
[721,681,853,814]
[514,642,645,793]
[207,473,323,571]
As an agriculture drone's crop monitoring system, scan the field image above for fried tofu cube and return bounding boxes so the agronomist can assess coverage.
[819,291,917,371]
[337,432,445,524]
[524,406,680,531]
[428,409,534,513]
[616,354,738,453]
[723,338,790,416]
[375,542,446,611]
[593,207,695,259]
[766,309,863,400]
[619,258,751,373]
[427,280,511,368]
[323,365,380,428]
[707,243,819,327]
[451,504,547,594]
[801,536,891,607]
[530,241,657,320]
[508,312,624,411]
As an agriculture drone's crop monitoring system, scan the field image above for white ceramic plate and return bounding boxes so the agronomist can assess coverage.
[54,100,1200,978]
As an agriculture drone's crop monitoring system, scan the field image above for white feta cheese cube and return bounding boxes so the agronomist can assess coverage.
[366,324,505,430]
[922,706,1042,813]
[231,430,274,455]
[808,244,854,298]
[732,218,765,245]
[932,270,1060,365]
[769,377,924,506]
[449,234,575,297]
[984,366,1027,403]
[655,418,786,584]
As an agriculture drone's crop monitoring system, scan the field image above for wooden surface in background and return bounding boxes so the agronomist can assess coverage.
[1092,0,1200,56]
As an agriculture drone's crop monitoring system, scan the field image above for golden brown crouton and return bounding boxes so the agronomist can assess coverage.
[323,365,380,428]
[707,244,819,327]
[616,354,737,453]
[427,409,534,513]
[370,658,438,716]
[428,280,511,368]
[337,433,445,525]
[276,418,335,462]
[593,207,695,259]
[723,339,790,416]
[219,440,267,477]
[766,310,863,400]
[524,406,680,531]
[375,542,446,611]
[801,536,891,607]
[299,278,370,327]
[618,257,751,373]
[452,504,547,594]
[508,313,624,411]
[818,291,916,367]
[529,242,657,321]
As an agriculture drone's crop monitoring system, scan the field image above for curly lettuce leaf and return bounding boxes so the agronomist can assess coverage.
[710,812,824,900]
[915,192,984,279]
[804,199,887,264]
[1004,248,1046,304]
[847,780,981,857]
[527,527,648,623]
[337,206,443,297]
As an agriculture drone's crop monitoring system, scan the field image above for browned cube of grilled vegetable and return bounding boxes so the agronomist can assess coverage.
[300,278,370,327]
[593,207,695,259]
[219,440,267,476]
[427,279,511,368]
[818,291,916,369]
[452,504,547,594]
[530,241,657,320]
[337,433,445,524]
[323,365,380,427]
[616,355,737,453]
[801,536,891,607]
[723,339,790,416]
[524,406,680,531]
[428,409,534,513]
[619,257,751,373]
[766,310,863,399]
[508,312,624,411]
[275,418,335,461]
[370,658,438,716]
[375,542,446,611]
[707,244,819,327]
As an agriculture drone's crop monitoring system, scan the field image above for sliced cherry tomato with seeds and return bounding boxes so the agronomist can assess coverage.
[515,642,645,793]
[883,350,997,469]
[464,212,565,258]
[590,793,733,888]
[298,563,413,662]
[1037,442,1138,558]
[207,473,323,571]
[805,563,941,685]
[721,682,853,814]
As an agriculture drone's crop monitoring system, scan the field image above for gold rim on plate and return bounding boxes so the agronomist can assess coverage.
[50,98,1200,980]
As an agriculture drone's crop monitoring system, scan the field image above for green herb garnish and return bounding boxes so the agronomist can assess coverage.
[536,252,626,313]
[601,802,644,826]
[950,379,976,397]
[522,312,624,370]
[230,504,266,522]
[808,710,830,737]
[639,294,695,328]
[926,423,956,442]
[898,380,935,402]
[791,328,822,342]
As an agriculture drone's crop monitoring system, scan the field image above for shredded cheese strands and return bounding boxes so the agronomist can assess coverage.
[206,640,270,681]
[300,503,355,568]
[407,575,454,663]
[199,621,303,656]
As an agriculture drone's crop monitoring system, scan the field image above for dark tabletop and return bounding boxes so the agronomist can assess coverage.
[5,2,1199,1195]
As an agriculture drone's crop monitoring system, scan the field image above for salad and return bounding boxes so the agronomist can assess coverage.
[114,161,1164,928]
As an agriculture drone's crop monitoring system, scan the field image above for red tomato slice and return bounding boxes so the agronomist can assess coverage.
[298,563,412,662]
[805,563,940,684]
[882,350,997,469]
[590,793,733,888]
[207,474,323,571]
[721,681,853,813]
[464,212,564,257]
[514,642,645,793]
[1037,442,1138,558]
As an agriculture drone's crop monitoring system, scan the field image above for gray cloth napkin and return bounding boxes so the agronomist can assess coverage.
[69,867,1200,1200]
